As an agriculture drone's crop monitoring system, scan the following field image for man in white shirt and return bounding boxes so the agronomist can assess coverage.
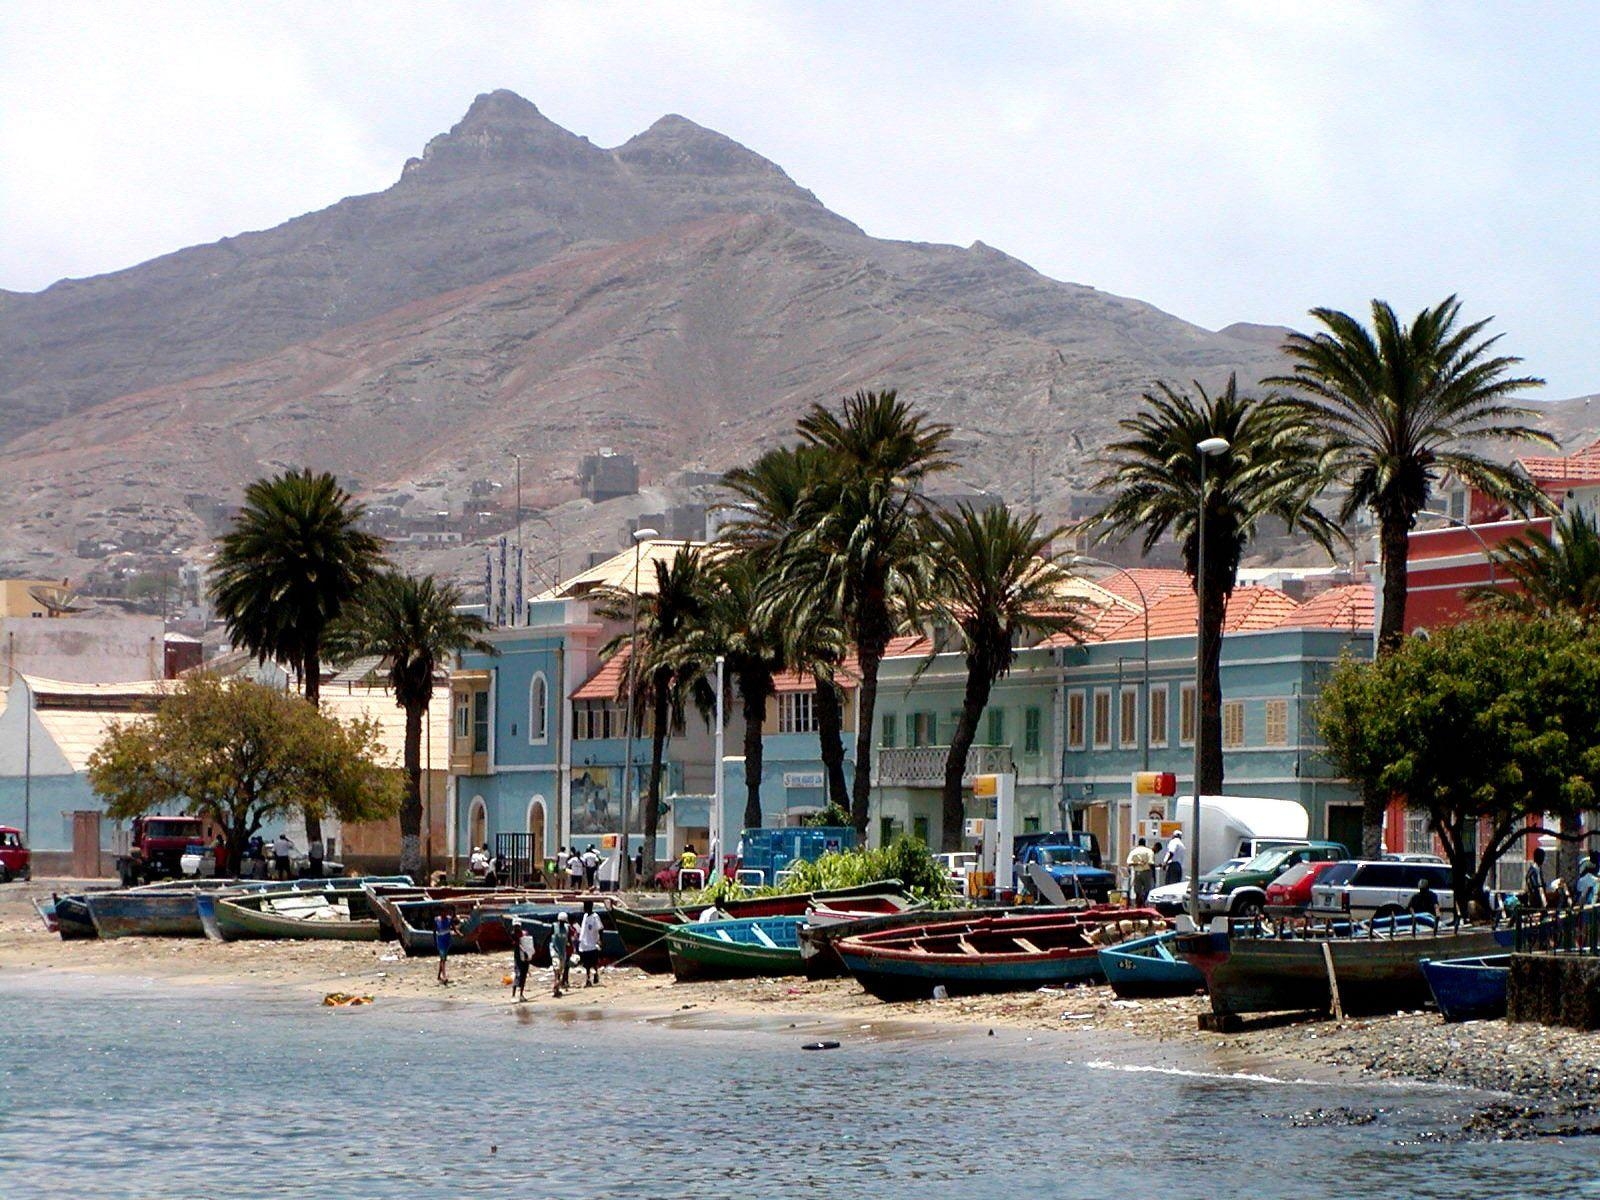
[1162,832,1185,886]
[1126,839,1155,906]
[273,833,294,881]
[577,900,605,987]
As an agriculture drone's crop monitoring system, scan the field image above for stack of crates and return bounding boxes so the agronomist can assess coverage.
[738,827,856,887]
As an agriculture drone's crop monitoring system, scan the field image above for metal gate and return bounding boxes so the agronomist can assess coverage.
[494,832,548,888]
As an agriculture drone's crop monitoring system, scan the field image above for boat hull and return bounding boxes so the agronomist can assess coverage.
[52,894,97,940]
[1179,926,1508,1017]
[1097,932,1204,998]
[1421,954,1511,1022]
[85,890,207,938]
[214,891,381,942]
[667,917,805,982]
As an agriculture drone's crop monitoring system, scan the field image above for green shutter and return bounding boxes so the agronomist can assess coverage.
[986,709,1006,746]
[882,713,897,749]
[1024,706,1041,754]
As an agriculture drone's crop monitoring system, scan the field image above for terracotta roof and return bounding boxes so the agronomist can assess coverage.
[1088,567,1193,608]
[572,644,631,701]
[1519,437,1600,485]
[1090,585,1302,642]
[1272,584,1375,631]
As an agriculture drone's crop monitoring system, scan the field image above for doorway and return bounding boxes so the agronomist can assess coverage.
[1326,804,1363,854]
[72,811,102,877]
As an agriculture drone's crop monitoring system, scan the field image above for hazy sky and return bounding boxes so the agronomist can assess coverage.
[3,2,1596,395]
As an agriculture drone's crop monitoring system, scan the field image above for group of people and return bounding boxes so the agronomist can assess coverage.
[1125,832,1185,906]
[506,900,607,1000]
[1520,846,1600,911]
[234,832,323,880]
[555,845,603,891]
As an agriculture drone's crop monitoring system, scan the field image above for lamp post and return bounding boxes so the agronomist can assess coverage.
[619,527,659,888]
[713,655,725,885]
[1189,436,1230,925]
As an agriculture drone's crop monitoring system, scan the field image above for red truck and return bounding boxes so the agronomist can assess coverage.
[116,815,209,886]
[0,826,30,882]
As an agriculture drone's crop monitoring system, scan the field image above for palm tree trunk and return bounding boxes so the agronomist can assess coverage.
[813,671,850,811]
[739,668,768,831]
[399,701,424,877]
[850,637,886,841]
[940,664,991,852]
[301,646,324,847]
[1197,581,1227,795]
[642,674,671,882]
[1376,511,1410,657]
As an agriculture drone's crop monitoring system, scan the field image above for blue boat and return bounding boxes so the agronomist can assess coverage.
[51,893,98,940]
[1421,953,1511,1022]
[667,916,807,981]
[1098,932,1204,998]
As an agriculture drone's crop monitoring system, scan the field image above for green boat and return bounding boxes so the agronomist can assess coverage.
[666,916,805,981]
[212,885,382,941]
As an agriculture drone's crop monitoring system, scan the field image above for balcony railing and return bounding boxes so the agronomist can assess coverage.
[873,744,1016,788]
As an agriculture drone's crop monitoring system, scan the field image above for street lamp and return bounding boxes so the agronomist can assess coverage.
[1189,436,1230,925]
[619,527,659,888]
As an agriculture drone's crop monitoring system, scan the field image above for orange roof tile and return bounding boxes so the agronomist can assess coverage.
[1519,437,1600,485]
[1274,584,1375,631]
[1089,568,1193,608]
[572,644,631,701]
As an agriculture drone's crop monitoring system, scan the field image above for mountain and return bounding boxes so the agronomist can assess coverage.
[7,88,1566,585]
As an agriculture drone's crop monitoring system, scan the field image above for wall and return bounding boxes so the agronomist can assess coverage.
[2,614,166,684]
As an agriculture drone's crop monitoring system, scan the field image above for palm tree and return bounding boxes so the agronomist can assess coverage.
[1089,376,1341,795]
[1470,509,1600,624]
[209,468,386,844]
[596,546,714,882]
[785,390,954,838]
[926,504,1086,851]
[325,572,494,876]
[1267,295,1550,656]
[722,445,851,811]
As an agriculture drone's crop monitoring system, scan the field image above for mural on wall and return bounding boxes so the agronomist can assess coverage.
[569,765,669,835]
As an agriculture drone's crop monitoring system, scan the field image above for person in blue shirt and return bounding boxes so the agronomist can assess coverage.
[434,912,456,984]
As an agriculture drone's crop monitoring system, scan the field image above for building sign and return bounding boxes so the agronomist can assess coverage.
[783,771,825,790]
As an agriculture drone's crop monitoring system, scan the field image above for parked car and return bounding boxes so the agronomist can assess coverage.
[0,825,30,882]
[1194,841,1349,919]
[1263,858,1345,911]
[1147,857,1248,916]
[937,852,978,895]
[1308,859,1455,921]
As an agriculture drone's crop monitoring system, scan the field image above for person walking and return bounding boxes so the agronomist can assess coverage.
[273,833,294,881]
[1126,839,1155,907]
[434,911,457,985]
[577,899,605,987]
[581,845,601,890]
[1162,831,1185,886]
[1525,847,1549,911]
[550,912,572,997]
[307,836,325,879]
[510,921,534,1001]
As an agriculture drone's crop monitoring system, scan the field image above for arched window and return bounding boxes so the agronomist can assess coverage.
[529,672,549,744]
[468,796,487,850]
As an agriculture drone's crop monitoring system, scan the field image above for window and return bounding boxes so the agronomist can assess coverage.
[1179,684,1197,746]
[1118,688,1138,748]
[1222,700,1245,749]
[778,691,819,734]
[881,713,897,749]
[911,711,938,747]
[1092,691,1111,749]
[1264,698,1288,747]
[1404,808,1431,856]
[574,700,627,740]
[1066,691,1085,750]
[454,693,471,741]
[986,708,1006,746]
[529,673,548,744]
[1023,816,1041,833]
[912,815,930,844]
[1024,707,1042,755]
[1149,686,1169,748]
[472,690,490,753]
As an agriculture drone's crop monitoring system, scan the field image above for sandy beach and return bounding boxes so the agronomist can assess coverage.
[5,880,1596,1134]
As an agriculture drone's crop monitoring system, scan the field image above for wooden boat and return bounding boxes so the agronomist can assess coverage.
[1421,953,1511,1022]
[611,903,692,972]
[1097,932,1203,998]
[51,893,98,940]
[213,886,385,941]
[82,879,248,939]
[1177,921,1510,1018]
[33,896,60,934]
[197,876,412,940]
[836,909,1165,1001]
[667,916,807,981]
[377,891,599,957]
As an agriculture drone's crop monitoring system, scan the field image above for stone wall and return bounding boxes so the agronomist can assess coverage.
[1508,953,1600,1030]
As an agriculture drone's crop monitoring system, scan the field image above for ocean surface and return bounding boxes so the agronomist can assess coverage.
[1,973,1596,1200]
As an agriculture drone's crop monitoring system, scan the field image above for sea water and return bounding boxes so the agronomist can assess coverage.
[0,973,1595,1200]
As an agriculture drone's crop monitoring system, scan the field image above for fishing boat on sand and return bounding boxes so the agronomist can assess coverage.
[667,915,807,981]
[1097,931,1204,998]
[1420,953,1511,1022]
[50,893,98,940]
[198,876,413,940]
[836,909,1165,1001]
[83,878,247,939]
[211,886,385,941]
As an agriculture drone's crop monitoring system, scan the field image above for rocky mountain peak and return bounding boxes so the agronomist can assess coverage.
[618,114,785,177]
[411,88,601,175]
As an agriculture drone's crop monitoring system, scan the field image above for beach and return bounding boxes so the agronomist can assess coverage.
[4,879,1596,1139]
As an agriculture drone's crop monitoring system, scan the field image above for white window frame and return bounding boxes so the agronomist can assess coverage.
[1222,700,1246,749]
[1179,684,1197,747]
[1092,689,1112,749]
[1148,684,1169,749]
[778,691,819,735]
[1066,690,1086,750]
[529,672,549,745]
[1118,687,1138,749]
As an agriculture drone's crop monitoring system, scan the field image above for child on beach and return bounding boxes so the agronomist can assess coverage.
[434,912,457,984]
[550,912,571,997]
[511,922,534,1001]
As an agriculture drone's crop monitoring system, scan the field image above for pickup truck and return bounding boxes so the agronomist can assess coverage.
[116,815,209,885]
[1014,832,1114,902]
[0,826,30,882]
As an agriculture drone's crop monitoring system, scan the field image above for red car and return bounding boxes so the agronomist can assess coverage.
[0,826,31,883]
[1264,858,1341,910]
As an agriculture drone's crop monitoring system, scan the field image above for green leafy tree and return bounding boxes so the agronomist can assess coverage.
[325,572,495,877]
[596,546,715,882]
[1471,508,1600,624]
[1268,296,1549,657]
[208,468,387,845]
[925,503,1086,851]
[1318,617,1600,910]
[783,390,954,837]
[1089,376,1341,794]
[87,674,403,875]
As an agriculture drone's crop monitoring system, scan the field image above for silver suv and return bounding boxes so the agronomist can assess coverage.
[1309,859,1454,920]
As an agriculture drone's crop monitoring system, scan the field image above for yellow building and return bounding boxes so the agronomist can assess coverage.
[0,580,67,620]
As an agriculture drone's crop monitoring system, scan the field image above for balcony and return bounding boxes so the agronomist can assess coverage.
[873,744,1016,788]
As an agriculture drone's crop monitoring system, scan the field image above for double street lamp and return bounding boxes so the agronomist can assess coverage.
[1188,436,1231,925]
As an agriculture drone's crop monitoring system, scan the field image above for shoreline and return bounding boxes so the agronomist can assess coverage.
[6,882,1597,1134]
